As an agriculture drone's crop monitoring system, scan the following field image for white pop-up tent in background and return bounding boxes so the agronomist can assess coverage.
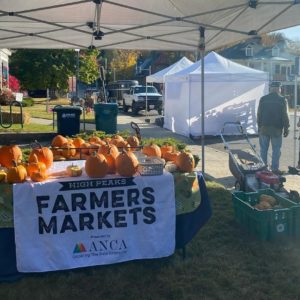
[164,52,269,137]
[146,57,193,84]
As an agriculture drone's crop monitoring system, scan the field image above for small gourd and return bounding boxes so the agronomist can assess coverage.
[0,165,8,183]
[66,164,83,177]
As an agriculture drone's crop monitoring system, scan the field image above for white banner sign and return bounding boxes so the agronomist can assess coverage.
[13,172,175,272]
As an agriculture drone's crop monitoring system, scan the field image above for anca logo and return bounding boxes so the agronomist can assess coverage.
[73,243,86,254]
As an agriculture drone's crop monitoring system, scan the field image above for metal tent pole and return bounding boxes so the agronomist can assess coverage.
[199,27,205,174]
[293,75,297,167]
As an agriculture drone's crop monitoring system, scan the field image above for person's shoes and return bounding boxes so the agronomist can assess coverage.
[272,169,285,176]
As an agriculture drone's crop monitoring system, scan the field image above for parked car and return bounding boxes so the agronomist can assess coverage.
[122,85,163,115]
[106,80,139,106]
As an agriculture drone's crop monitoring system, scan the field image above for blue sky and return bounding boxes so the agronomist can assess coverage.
[276,25,300,40]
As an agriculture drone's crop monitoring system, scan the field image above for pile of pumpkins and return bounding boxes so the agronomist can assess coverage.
[0,144,53,184]
[0,134,195,184]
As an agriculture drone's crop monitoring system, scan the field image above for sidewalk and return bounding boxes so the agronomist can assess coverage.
[9,114,300,193]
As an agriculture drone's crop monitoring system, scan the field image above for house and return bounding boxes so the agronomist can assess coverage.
[219,37,300,107]
[0,49,11,90]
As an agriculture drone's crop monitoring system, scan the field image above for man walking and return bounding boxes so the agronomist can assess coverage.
[257,81,290,174]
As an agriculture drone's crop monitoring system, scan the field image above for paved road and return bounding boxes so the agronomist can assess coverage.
[199,113,300,172]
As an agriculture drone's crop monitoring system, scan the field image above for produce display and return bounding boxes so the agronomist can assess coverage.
[254,194,279,210]
[0,133,198,184]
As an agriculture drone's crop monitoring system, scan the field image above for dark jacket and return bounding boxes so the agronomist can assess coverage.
[257,92,290,136]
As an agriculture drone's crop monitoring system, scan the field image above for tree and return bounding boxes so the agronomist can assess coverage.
[78,49,100,84]
[107,50,140,80]
[9,49,100,98]
[10,49,75,96]
[260,32,285,46]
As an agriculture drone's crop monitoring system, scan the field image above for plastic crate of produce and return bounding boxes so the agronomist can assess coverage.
[232,189,295,241]
[280,193,300,238]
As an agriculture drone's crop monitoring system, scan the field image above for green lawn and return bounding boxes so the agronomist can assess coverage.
[0,123,55,133]
[1,98,96,123]
[1,181,300,299]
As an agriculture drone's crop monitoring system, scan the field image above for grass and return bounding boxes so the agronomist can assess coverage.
[1,98,96,123]
[1,181,300,299]
[0,123,55,133]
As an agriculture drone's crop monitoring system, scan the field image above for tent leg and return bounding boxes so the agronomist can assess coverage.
[199,27,205,174]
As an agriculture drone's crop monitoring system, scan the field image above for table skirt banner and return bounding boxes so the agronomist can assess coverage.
[13,171,176,272]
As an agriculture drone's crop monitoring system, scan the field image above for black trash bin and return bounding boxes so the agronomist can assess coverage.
[53,106,82,136]
[94,103,118,134]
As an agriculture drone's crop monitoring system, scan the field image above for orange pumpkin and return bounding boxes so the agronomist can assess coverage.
[88,143,101,155]
[110,135,124,145]
[7,161,27,184]
[30,169,48,182]
[99,143,119,159]
[164,151,180,162]
[103,137,111,143]
[27,154,47,177]
[127,136,140,148]
[88,136,102,144]
[53,155,66,161]
[160,144,174,158]
[115,150,139,177]
[51,135,68,147]
[80,142,91,155]
[116,140,130,151]
[175,151,195,173]
[0,145,23,168]
[85,152,108,178]
[61,142,76,158]
[104,150,117,174]
[73,137,85,149]
[51,147,63,157]
[142,144,161,158]
[29,145,53,169]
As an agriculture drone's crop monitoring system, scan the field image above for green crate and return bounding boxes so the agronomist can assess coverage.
[232,189,295,241]
[281,193,300,238]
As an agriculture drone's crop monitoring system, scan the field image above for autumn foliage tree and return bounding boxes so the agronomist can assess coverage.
[108,50,140,79]
[8,74,20,92]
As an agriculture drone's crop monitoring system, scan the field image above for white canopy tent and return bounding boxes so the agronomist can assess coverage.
[1,0,300,172]
[164,52,269,137]
[0,1,299,51]
[146,57,193,84]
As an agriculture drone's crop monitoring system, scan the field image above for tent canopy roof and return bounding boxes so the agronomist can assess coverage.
[0,1,300,50]
[146,56,193,83]
[166,51,268,81]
